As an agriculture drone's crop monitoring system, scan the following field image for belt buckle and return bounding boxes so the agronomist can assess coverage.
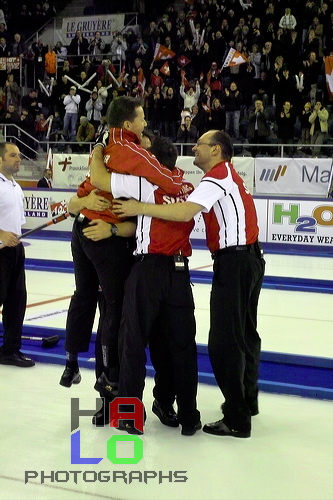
[77,213,85,223]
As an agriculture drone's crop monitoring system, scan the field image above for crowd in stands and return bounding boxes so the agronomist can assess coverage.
[0,0,333,157]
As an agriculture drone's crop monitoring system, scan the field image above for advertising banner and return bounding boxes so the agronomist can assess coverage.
[176,156,255,192]
[0,57,20,70]
[53,154,89,189]
[61,15,125,44]
[255,157,333,196]
[267,199,333,246]
[22,189,74,233]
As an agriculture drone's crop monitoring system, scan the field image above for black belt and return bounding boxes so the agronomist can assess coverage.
[134,253,188,262]
[212,242,263,259]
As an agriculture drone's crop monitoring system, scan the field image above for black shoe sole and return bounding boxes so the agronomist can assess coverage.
[203,424,250,438]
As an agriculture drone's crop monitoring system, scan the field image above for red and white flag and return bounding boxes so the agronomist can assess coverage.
[325,53,333,102]
[222,48,248,68]
[177,55,191,67]
[152,43,175,62]
[160,62,170,76]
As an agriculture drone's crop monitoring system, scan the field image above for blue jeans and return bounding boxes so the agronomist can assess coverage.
[63,113,78,141]
[226,110,240,139]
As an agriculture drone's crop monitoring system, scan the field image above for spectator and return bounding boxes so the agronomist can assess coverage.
[302,30,320,59]
[191,104,205,137]
[95,80,108,113]
[63,86,81,142]
[110,32,127,67]
[309,100,329,157]
[249,44,261,79]
[8,33,26,57]
[247,99,270,156]
[85,90,103,130]
[223,81,242,140]
[197,42,213,76]
[130,36,149,67]
[0,36,8,57]
[206,61,222,98]
[3,73,20,110]
[261,41,274,74]
[279,8,297,32]
[35,112,48,150]
[299,102,312,150]
[148,85,163,133]
[308,17,324,57]
[55,41,67,65]
[89,31,105,64]
[283,30,302,71]
[162,86,178,140]
[21,89,41,119]
[76,115,95,153]
[127,74,144,98]
[45,44,57,78]
[176,115,197,154]
[31,39,48,83]
[68,30,89,63]
[252,71,270,107]
[57,59,73,81]
[294,69,311,117]
[207,97,226,131]
[179,79,200,110]
[1,103,20,141]
[276,101,296,155]
[302,51,321,105]
[96,59,116,87]
[37,168,52,188]
[150,67,164,88]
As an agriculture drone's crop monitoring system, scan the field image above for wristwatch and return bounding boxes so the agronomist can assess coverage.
[110,223,118,236]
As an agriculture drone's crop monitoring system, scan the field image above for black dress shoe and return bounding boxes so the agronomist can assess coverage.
[94,373,118,399]
[181,421,202,436]
[116,420,144,435]
[152,399,179,427]
[203,419,251,438]
[59,367,81,387]
[0,351,35,368]
[221,402,259,417]
[92,399,111,427]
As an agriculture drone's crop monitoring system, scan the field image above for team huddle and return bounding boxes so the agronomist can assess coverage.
[56,95,265,438]
[0,95,264,437]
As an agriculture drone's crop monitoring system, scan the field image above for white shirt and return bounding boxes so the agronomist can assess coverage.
[0,173,25,237]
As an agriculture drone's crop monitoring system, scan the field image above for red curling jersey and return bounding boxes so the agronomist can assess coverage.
[77,128,183,223]
[112,173,194,256]
[187,161,259,253]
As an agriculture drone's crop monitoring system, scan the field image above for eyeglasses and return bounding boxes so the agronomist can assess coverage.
[195,141,216,147]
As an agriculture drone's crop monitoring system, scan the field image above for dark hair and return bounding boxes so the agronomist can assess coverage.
[0,142,11,158]
[142,128,155,142]
[149,136,177,170]
[210,130,233,161]
[106,96,144,127]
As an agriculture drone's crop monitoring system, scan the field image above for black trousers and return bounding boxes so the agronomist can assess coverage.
[118,254,200,427]
[65,219,133,381]
[209,245,265,432]
[0,244,27,355]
